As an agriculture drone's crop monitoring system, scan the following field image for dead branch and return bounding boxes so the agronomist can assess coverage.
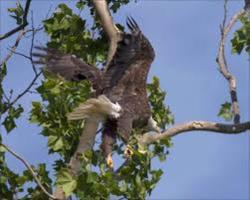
[216,1,245,124]
[140,120,250,145]
[0,0,32,41]
[0,143,56,199]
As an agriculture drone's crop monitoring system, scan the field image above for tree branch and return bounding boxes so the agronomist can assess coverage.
[0,29,26,67]
[0,0,32,41]
[0,143,56,200]
[216,2,245,124]
[140,120,250,145]
[92,0,122,68]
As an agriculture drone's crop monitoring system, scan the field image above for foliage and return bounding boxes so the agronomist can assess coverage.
[147,76,174,129]
[0,156,52,200]
[30,75,91,161]
[231,13,250,56]
[218,102,233,121]
[8,1,25,25]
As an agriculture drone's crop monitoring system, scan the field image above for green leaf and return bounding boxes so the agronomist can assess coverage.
[0,145,6,153]
[86,172,98,183]
[1,62,7,78]
[2,116,16,133]
[231,13,250,55]
[58,4,73,16]
[76,0,86,10]
[48,136,64,151]
[218,102,233,121]
[8,2,24,25]
[56,169,77,197]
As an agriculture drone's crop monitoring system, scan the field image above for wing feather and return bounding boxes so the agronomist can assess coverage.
[102,17,154,89]
[33,47,102,89]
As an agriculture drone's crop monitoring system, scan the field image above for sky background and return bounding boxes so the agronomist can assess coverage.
[0,0,249,199]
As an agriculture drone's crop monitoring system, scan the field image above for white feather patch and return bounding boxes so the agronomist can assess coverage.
[67,95,122,121]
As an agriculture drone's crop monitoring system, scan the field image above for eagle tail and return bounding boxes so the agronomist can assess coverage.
[67,95,121,121]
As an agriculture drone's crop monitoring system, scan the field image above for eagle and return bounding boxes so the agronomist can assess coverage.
[34,17,159,169]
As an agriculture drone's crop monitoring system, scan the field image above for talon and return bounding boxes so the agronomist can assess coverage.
[124,145,133,158]
[106,153,114,169]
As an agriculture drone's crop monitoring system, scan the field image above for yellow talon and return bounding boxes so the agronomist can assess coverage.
[106,153,114,169]
[124,145,133,158]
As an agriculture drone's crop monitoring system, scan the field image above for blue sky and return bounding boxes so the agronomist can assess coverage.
[0,0,249,199]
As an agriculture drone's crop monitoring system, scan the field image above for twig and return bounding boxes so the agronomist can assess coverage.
[30,11,38,75]
[7,48,31,60]
[216,2,245,124]
[0,30,26,67]
[0,0,32,40]
[0,143,56,200]
[140,120,250,145]
[1,71,42,114]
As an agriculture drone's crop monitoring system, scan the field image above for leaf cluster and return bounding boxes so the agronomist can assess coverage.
[218,102,233,121]
[30,75,91,160]
[231,13,250,55]
[8,2,25,25]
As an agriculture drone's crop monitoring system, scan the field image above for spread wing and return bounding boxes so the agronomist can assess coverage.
[33,47,102,89]
[102,17,155,90]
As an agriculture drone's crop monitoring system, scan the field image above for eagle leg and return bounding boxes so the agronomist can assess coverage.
[101,119,117,169]
[124,144,133,158]
[106,153,114,169]
[116,114,134,158]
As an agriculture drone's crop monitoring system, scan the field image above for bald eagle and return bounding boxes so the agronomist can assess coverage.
[34,17,158,167]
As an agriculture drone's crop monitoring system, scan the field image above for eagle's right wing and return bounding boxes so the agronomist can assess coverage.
[33,47,102,89]
[102,17,155,90]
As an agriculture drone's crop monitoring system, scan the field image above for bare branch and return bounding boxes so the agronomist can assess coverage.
[92,0,122,68]
[216,3,245,124]
[140,120,250,145]
[0,143,56,199]
[0,0,32,41]
[30,11,38,75]
[0,29,26,67]
[8,48,31,60]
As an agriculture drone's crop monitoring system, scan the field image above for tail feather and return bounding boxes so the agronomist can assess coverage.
[67,95,122,121]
